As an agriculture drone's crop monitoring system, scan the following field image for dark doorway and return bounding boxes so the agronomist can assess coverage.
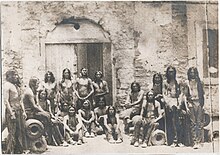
[76,43,112,105]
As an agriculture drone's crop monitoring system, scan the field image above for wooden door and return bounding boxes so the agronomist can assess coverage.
[45,44,77,82]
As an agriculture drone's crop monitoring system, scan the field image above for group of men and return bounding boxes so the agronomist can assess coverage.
[2,65,206,153]
[120,66,205,149]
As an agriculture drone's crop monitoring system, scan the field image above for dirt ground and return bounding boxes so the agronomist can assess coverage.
[44,133,219,154]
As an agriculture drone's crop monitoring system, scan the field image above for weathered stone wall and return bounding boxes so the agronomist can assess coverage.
[1,1,218,114]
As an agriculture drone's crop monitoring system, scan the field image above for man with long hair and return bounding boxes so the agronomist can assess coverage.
[3,69,27,154]
[186,67,205,149]
[93,71,109,108]
[78,100,96,138]
[75,68,94,111]
[131,90,162,148]
[42,71,58,115]
[120,82,145,134]
[57,68,75,108]
[63,106,84,145]
[94,96,109,135]
[163,66,183,147]
[104,106,123,144]
[23,77,51,142]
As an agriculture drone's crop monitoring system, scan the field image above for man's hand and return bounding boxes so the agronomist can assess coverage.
[23,112,27,120]
[11,112,16,120]
[125,104,131,109]
[70,130,74,135]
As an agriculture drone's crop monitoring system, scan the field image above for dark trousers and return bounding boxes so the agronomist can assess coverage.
[189,102,204,145]
[6,109,27,154]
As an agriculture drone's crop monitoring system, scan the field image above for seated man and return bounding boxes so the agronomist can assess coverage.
[78,100,96,138]
[23,77,51,140]
[104,106,123,144]
[63,106,84,145]
[131,90,163,148]
[120,82,144,134]
[38,89,68,146]
[94,96,109,134]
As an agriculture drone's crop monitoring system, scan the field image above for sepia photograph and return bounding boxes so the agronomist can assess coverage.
[1,0,219,154]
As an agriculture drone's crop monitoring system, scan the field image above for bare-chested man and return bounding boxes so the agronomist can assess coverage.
[94,96,109,134]
[93,71,109,108]
[78,100,96,138]
[75,68,94,111]
[3,70,27,154]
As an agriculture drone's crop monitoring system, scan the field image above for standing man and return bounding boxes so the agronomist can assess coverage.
[3,69,27,154]
[93,71,109,108]
[163,66,183,146]
[75,68,94,111]
[187,67,205,149]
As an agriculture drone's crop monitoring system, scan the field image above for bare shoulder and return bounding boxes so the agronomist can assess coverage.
[4,82,13,90]
[88,78,93,83]
[155,100,160,107]
[94,107,98,113]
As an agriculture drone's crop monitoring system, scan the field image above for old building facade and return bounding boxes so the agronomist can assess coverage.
[1,1,218,115]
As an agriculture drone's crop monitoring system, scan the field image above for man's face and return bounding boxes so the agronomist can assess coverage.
[109,107,115,115]
[98,97,105,108]
[168,68,175,78]
[12,72,19,84]
[35,81,40,90]
[154,75,161,84]
[69,108,76,116]
[148,92,154,101]
[81,68,87,76]
[132,84,139,92]
[64,70,70,79]
[63,104,69,111]
[95,72,102,79]
[40,91,47,100]
[83,101,90,109]
[46,73,51,81]
[189,69,196,79]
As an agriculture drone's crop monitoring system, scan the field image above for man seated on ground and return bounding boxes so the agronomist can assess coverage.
[104,106,123,144]
[131,90,163,148]
[63,106,84,145]
[78,100,96,138]
[94,96,109,135]
[120,82,144,134]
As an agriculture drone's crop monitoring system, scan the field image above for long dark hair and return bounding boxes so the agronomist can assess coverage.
[29,77,39,95]
[106,106,116,117]
[6,69,21,87]
[38,89,48,101]
[152,73,163,94]
[131,82,141,93]
[62,68,71,82]
[94,71,103,82]
[80,68,88,78]
[165,66,180,98]
[146,90,156,104]
[44,71,55,83]
[187,67,204,106]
